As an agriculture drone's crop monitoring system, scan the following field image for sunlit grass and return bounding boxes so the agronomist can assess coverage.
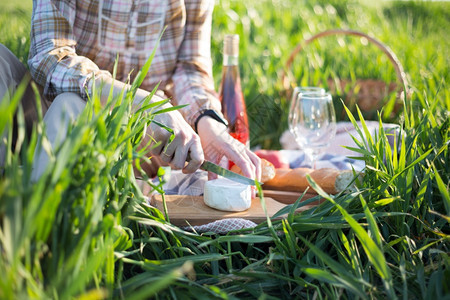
[212,0,449,148]
[0,0,449,299]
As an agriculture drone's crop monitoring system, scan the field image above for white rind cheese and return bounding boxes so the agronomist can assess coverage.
[203,178,252,212]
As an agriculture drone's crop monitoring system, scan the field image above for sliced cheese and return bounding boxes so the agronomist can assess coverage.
[203,178,251,212]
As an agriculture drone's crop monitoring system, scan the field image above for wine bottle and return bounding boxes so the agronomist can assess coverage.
[218,34,250,147]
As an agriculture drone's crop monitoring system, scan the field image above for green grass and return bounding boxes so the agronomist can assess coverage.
[0,0,449,299]
[210,0,450,148]
[0,1,32,65]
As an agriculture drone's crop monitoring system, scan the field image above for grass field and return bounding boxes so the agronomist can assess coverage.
[0,0,449,299]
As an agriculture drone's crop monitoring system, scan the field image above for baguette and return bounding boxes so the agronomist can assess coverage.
[230,158,276,183]
[264,168,360,194]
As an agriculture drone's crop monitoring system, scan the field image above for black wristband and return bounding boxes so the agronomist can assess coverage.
[194,109,228,133]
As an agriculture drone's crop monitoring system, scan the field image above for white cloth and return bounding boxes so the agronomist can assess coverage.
[279,150,365,171]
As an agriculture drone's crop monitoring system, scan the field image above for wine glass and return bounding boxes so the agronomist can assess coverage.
[288,87,325,134]
[289,91,337,169]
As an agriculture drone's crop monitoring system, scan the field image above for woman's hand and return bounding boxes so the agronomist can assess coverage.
[197,116,261,181]
[96,74,205,175]
[129,87,203,174]
[147,107,204,174]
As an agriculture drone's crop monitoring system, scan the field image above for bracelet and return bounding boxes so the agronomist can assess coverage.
[194,109,228,133]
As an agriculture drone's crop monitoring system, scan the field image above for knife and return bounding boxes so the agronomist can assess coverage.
[200,160,261,186]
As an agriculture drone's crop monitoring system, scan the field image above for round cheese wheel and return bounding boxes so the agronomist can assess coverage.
[203,178,252,212]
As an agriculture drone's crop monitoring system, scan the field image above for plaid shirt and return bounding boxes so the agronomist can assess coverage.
[29,0,222,127]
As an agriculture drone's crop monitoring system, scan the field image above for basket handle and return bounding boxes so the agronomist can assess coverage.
[281,29,409,98]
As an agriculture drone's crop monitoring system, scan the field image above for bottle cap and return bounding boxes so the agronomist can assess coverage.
[223,34,239,56]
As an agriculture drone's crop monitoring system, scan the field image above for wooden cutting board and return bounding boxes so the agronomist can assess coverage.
[262,190,323,205]
[151,194,316,227]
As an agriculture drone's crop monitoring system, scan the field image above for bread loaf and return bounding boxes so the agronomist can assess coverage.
[264,168,360,194]
[230,158,276,183]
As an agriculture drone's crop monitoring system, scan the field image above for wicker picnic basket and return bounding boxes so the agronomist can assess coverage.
[281,29,410,120]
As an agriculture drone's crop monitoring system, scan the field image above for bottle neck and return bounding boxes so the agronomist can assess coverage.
[223,54,239,67]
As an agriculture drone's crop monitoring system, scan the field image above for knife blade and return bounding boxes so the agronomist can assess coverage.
[200,160,261,186]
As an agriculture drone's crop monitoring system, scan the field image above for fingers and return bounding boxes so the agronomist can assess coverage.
[147,109,261,181]
[159,134,203,172]
[227,146,261,182]
[246,149,262,182]
[197,116,260,181]
[208,171,218,181]
[149,110,204,173]
[221,140,259,180]
[231,152,257,180]
[182,137,204,174]
[159,136,177,164]
[207,155,226,180]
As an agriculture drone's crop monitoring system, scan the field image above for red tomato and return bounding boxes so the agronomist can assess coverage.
[254,150,290,169]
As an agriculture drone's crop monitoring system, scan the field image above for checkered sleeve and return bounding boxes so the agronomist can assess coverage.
[171,0,223,128]
[28,0,111,101]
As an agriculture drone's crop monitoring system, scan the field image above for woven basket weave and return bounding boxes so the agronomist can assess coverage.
[281,29,409,119]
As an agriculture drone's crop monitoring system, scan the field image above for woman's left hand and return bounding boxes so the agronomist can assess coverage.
[197,116,261,181]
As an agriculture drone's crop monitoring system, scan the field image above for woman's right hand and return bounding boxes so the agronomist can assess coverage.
[147,106,204,174]
[98,78,204,174]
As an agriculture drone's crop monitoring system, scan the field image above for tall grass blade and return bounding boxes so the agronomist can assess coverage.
[432,163,450,215]
[298,235,369,298]
[306,175,395,298]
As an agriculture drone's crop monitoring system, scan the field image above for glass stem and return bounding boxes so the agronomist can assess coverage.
[305,149,321,169]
